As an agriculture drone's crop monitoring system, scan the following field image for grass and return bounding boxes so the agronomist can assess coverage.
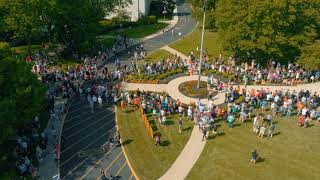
[97,35,114,48]
[178,80,208,98]
[186,115,320,180]
[170,25,230,59]
[144,49,174,62]
[106,22,168,38]
[117,107,194,180]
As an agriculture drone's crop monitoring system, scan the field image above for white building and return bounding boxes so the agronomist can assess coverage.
[106,0,153,22]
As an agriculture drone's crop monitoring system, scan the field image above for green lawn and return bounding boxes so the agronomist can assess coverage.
[186,115,320,180]
[117,107,194,180]
[106,22,168,38]
[170,25,230,59]
[144,49,174,62]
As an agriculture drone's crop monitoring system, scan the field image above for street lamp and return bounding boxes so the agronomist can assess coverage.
[198,0,206,89]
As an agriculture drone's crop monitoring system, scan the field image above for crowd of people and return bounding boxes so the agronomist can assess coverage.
[202,53,320,85]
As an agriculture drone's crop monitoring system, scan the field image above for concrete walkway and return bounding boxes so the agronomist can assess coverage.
[122,75,225,106]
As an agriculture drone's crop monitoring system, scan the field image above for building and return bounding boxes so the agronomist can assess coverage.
[106,0,153,22]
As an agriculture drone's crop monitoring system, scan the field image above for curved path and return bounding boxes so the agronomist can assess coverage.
[59,1,197,179]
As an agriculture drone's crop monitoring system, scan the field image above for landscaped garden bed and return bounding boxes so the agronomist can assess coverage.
[124,68,186,84]
[178,80,209,98]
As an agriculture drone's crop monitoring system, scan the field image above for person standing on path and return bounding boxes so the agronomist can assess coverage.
[202,127,208,141]
[178,117,183,133]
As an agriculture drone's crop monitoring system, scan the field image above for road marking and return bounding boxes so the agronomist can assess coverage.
[60,127,116,166]
[64,112,114,139]
[64,105,112,124]
[77,148,114,179]
[96,151,123,180]
[62,148,114,180]
[115,162,127,176]
[60,127,114,179]
[61,117,114,154]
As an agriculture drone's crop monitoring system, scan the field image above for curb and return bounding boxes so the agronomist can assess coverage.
[114,107,140,180]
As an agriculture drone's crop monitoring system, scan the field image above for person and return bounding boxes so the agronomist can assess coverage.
[187,106,193,120]
[212,124,218,137]
[202,127,208,141]
[304,116,311,128]
[155,134,161,146]
[268,123,275,137]
[98,96,103,109]
[227,114,234,128]
[178,117,183,133]
[89,100,94,113]
[251,149,258,164]
[120,100,125,111]
[258,125,266,138]
[100,169,107,180]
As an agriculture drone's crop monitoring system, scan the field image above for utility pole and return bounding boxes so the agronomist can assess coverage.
[137,0,140,20]
[198,0,206,89]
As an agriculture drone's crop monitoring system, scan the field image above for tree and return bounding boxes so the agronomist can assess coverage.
[0,55,47,143]
[298,41,320,70]
[188,0,217,28]
[215,0,320,63]
[4,0,44,54]
[149,0,176,18]
[53,0,130,54]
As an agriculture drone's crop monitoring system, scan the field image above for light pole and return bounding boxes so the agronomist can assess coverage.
[137,0,140,20]
[198,0,206,89]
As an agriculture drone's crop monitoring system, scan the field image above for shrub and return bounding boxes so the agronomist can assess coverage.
[138,15,158,25]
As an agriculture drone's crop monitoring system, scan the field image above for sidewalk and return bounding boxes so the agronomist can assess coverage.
[38,97,67,180]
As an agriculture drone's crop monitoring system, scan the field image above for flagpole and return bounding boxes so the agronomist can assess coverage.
[197,0,206,89]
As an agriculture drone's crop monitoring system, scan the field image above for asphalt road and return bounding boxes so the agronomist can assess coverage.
[60,0,196,179]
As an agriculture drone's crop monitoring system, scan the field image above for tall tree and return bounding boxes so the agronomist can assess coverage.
[54,0,130,54]
[298,41,320,70]
[188,0,217,28]
[4,0,44,54]
[0,55,47,143]
[215,0,320,63]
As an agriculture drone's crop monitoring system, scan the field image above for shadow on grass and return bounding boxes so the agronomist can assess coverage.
[165,120,175,126]
[183,126,192,132]
[122,139,134,146]
[234,123,242,127]
[207,132,225,140]
[272,132,281,137]
[161,140,170,147]
[257,157,265,163]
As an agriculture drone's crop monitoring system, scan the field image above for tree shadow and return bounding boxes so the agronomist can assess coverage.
[122,139,134,146]
[161,140,170,147]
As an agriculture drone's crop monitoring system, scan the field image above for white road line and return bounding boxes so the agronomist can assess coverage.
[64,112,114,138]
[65,104,113,123]
[79,148,119,179]
[61,118,115,155]
[60,127,116,167]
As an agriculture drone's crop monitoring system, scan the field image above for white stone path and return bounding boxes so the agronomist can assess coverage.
[121,46,320,180]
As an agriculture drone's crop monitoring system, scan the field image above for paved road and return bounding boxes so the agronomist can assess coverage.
[102,0,197,70]
[60,0,196,179]
[60,98,135,179]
